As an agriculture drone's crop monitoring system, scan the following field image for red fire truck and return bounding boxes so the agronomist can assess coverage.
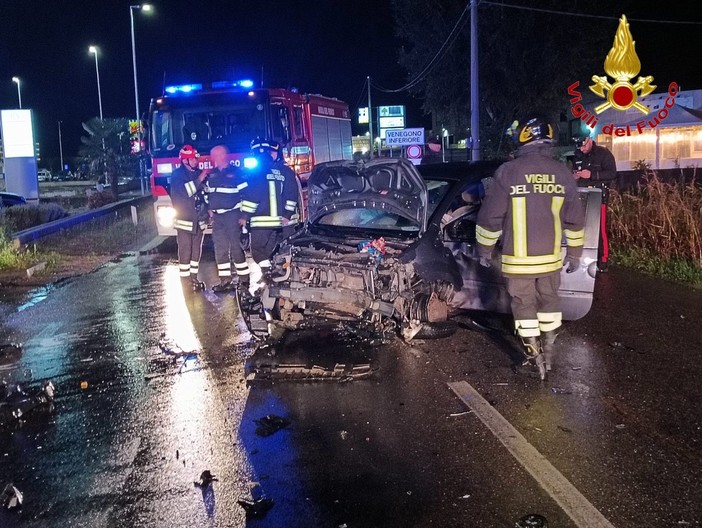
[147,80,353,235]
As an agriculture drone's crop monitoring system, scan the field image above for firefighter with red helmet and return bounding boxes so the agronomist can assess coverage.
[476,116,585,379]
[170,144,209,290]
[239,138,299,293]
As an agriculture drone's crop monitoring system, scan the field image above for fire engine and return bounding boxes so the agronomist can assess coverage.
[147,80,353,235]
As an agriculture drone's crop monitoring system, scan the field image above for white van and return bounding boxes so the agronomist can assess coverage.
[37,169,52,182]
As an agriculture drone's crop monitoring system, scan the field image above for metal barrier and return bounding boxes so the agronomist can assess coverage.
[11,195,154,249]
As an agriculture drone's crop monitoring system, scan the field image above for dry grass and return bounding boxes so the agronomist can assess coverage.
[609,170,702,283]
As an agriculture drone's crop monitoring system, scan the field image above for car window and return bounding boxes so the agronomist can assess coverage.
[317,208,420,232]
[425,179,452,217]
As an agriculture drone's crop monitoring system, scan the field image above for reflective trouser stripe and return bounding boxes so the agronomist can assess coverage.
[235,262,250,276]
[515,319,540,338]
[217,262,231,277]
[174,219,194,231]
[538,312,562,333]
[190,261,199,275]
[179,264,190,277]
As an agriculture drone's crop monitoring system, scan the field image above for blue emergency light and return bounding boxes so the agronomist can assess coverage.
[164,83,203,94]
[211,79,255,89]
[243,157,258,169]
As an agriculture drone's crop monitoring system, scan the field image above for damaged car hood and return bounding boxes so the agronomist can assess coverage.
[307,158,428,233]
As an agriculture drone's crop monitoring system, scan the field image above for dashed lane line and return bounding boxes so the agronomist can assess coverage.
[448,381,617,528]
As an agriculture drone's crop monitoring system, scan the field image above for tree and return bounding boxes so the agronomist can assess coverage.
[391,0,621,158]
[78,118,134,199]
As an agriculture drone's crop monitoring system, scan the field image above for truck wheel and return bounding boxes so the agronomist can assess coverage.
[414,320,457,340]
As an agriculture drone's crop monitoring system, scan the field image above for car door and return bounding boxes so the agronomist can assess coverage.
[441,185,601,321]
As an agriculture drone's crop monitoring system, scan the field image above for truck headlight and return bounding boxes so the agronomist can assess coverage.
[156,205,176,228]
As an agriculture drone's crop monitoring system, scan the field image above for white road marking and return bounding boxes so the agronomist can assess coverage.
[448,381,617,528]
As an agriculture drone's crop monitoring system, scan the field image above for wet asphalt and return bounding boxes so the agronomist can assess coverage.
[0,238,701,528]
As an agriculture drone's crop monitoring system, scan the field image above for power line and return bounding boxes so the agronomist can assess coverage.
[481,1,702,25]
[372,2,471,93]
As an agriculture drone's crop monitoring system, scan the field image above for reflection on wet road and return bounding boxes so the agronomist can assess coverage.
[1,251,701,527]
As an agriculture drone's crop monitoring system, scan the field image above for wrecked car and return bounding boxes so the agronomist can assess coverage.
[239,158,601,341]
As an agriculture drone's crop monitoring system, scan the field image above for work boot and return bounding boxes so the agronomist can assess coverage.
[212,278,233,293]
[541,329,559,372]
[521,336,547,381]
[191,275,205,291]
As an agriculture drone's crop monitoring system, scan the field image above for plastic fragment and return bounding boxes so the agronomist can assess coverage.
[237,497,274,519]
[254,415,290,437]
[1,483,23,510]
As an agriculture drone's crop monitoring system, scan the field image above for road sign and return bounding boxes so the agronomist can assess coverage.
[406,144,422,165]
[385,128,425,146]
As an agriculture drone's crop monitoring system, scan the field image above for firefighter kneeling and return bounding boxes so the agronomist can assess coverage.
[239,138,299,295]
[476,116,585,379]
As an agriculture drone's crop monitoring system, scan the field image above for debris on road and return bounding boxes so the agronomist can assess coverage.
[448,411,473,418]
[515,513,548,527]
[158,336,200,361]
[246,363,374,382]
[0,343,22,361]
[80,381,88,390]
[1,483,23,510]
[0,381,56,425]
[339,430,349,440]
[194,470,218,488]
[237,497,274,519]
[550,387,573,395]
[254,415,290,437]
[557,425,573,433]
[608,341,635,351]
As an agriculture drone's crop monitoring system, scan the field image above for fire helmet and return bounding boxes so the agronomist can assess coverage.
[179,144,199,160]
[515,116,556,146]
[572,135,592,148]
[250,137,280,157]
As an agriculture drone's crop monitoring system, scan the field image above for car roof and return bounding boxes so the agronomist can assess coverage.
[416,160,502,182]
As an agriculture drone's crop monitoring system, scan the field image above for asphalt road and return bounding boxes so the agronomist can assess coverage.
[0,239,700,527]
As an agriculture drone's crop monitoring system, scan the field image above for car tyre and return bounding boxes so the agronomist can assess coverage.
[414,320,457,340]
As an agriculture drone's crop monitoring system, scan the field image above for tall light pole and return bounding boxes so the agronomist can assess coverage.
[58,121,65,171]
[129,4,152,127]
[88,46,103,120]
[470,0,480,161]
[11,77,22,109]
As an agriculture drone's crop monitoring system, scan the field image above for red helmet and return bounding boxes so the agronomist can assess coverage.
[179,144,199,160]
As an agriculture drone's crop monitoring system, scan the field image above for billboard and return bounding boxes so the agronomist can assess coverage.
[1,109,35,158]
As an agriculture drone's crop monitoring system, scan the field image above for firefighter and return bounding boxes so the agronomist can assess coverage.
[572,135,617,272]
[170,144,209,290]
[206,145,250,293]
[239,138,299,293]
[476,116,585,379]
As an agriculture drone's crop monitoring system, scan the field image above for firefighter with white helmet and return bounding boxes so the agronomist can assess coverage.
[476,116,585,379]
[170,144,209,290]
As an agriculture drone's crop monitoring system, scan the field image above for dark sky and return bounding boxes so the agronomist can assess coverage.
[2,1,701,167]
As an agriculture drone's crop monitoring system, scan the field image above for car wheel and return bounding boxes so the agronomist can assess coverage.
[414,320,458,340]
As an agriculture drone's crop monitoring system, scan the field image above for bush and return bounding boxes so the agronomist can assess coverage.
[1,203,67,232]
[87,190,116,209]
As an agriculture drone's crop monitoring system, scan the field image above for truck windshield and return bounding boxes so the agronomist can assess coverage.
[151,101,267,155]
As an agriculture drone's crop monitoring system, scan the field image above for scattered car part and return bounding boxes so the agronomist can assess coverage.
[237,497,274,519]
[515,513,548,527]
[253,414,290,437]
[247,363,374,382]
[1,483,23,510]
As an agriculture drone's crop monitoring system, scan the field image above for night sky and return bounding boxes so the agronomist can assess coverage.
[2,0,700,168]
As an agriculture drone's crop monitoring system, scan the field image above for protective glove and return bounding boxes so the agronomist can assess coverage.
[479,256,491,269]
[563,255,579,273]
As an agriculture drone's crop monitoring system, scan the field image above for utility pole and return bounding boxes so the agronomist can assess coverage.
[367,76,374,158]
[58,121,64,171]
[470,0,480,161]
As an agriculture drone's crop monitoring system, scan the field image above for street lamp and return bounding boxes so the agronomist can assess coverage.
[129,4,152,127]
[88,46,103,120]
[11,77,22,108]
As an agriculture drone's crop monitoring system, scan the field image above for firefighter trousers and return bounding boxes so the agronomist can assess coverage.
[212,211,248,280]
[176,228,204,278]
[250,228,284,269]
[505,273,562,339]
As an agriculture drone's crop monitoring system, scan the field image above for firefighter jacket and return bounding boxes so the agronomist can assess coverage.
[240,159,299,229]
[573,143,617,201]
[170,165,207,233]
[476,143,585,278]
[205,166,247,214]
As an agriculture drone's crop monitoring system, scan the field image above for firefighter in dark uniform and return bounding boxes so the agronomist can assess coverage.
[572,135,616,272]
[170,144,209,290]
[476,116,585,379]
[239,138,299,293]
[206,145,250,293]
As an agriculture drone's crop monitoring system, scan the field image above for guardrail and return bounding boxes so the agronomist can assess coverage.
[11,195,154,249]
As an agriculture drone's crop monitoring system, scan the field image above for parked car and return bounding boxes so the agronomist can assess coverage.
[0,192,28,208]
[238,159,601,341]
[37,169,52,182]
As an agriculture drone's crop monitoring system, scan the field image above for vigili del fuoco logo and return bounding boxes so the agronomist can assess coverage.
[567,15,678,137]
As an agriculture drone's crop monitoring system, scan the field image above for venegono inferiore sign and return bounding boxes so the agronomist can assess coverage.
[1,109,35,158]
[385,128,424,146]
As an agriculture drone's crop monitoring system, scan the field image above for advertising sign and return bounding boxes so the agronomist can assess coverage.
[1,109,35,158]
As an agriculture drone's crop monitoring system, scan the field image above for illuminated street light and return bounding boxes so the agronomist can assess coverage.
[11,76,22,108]
[129,4,153,127]
[88,46,103,120]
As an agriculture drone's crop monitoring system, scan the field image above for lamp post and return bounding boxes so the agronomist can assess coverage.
[11,77,22,108]
[58,121,64,171]
[129,4,152,127]
[88,46,103,120]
